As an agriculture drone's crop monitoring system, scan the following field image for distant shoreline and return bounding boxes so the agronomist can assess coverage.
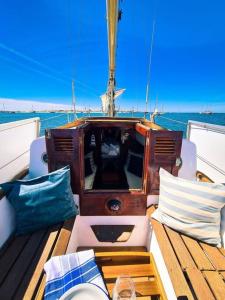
[0,111,224,114]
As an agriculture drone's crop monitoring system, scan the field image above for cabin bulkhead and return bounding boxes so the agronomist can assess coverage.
[45,117,183,216]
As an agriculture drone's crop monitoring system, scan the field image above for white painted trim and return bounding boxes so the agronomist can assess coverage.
[187,120,225,139]
[67,215,149,253]
[149,231,177,300]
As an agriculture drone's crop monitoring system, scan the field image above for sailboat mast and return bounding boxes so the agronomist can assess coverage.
[145,20,156,119]
[106,0,119,117]
[72,79,77,119]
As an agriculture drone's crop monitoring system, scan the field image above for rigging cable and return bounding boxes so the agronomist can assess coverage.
[157,115,188,126]
[0,42,100,98]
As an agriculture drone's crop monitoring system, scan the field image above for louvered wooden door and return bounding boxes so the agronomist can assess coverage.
[45,128,82,194]
[147,130,183,194]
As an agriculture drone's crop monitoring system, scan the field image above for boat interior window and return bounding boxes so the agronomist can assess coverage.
[83,126,145,191]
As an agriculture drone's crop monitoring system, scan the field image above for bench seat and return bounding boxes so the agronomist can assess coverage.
[0,217,75,300]
[148,206,225,300]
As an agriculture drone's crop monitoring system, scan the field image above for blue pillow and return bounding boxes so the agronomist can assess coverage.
[0,166,77,235]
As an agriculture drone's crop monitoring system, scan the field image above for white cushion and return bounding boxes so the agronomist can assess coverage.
[152,168,225,247]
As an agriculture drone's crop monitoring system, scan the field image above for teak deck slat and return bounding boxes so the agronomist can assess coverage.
[200,242,225,271]
[0,217,75,300]
[0,230,46,299]
[220,271,225,280]
[22,226,61,300]
[32,218,75,299]
[182,234,214,271]
[148,206,225,300]
[165,226,196,269]
[219,247,225,257]
[186,267,215,300]
[0,234,30,284]
[13,227,59,300]
[150,217,195,300]
[203,271,225,300]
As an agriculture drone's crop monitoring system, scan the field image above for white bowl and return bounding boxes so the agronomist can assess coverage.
[59,283,109,300]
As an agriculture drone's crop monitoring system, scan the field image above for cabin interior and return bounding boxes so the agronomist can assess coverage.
[83,125,145,190]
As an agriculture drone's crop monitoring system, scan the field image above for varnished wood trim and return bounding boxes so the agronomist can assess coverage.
[135,123,150,136]
[101,263,154,279]
[196,171,214,183]
[58,118,85,129]
[143,120,164,130]
[95,251,151,258]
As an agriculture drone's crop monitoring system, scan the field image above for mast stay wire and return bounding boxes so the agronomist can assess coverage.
[0,42,100,98]
[0,54,70,86]
[0,53,99,98]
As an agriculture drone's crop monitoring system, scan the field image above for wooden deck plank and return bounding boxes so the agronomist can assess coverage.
[203,271,225,300]
[182,235,214,270]
[186,267,215,300]
[150,217,195,300]
[220,271,225,280]
[21,226,61,300]
[52,218,75,256]
[0,229,45,299]
[102,264,154,279]
[106,280,160,297]
[200,243,225,271]
[219,247,225,257]
[165,226,196,269]
[0,234,30,284]
[34,218,75,300]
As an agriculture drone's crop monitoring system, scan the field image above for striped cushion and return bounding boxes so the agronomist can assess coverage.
[152,168,225,247]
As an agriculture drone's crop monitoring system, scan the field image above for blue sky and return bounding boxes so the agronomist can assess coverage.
[0,0,225,112]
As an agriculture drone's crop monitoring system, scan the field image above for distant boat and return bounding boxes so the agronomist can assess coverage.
[200,110,213,115]
[153,107,164,116]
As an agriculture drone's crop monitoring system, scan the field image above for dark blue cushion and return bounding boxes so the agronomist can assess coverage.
[0,166,77,235]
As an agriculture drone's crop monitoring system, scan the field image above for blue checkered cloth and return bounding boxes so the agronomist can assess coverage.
[44,250,107,300]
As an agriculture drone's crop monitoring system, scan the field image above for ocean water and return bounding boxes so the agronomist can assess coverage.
[0,112,224,138]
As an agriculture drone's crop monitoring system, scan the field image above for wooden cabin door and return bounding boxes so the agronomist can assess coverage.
[147,130,183,195]
[135,124,183,195]
[45,125,87,194]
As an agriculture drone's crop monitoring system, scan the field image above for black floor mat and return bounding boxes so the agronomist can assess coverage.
[93,168,129,189]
